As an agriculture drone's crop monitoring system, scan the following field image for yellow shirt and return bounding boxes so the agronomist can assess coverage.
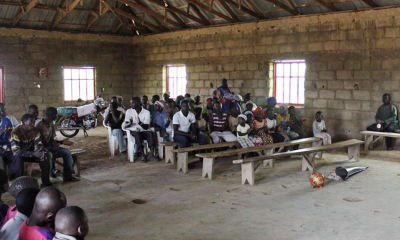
[276,114,290,125]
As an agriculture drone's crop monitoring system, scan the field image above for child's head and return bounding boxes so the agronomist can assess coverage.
[288,106,296,115]
[0,169,8,196]
[8,176,40,199]
[32,187,67,226]
[315,111,323,122]
[244,111,253,124]
[245,103,253,111]
[16,188,40,217]
[55,206,89,239]
[238,114,247,126]
[267,108,275,120]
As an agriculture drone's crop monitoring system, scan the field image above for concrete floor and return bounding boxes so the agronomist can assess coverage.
[3,128,400,240]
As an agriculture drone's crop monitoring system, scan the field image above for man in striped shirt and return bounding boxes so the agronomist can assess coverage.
[209,102,237,144]
[8,114,52,188]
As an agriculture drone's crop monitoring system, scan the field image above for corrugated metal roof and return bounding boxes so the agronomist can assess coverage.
[0,0,398,36]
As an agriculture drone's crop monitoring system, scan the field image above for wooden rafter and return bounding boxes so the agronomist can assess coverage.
[188,3,212,25]
[264,0,298,15]
[133,0,168,32]
[286,0,299,14]
[115,0,182,28]
[360,0,377,7]
[112,7,164,32]
[186,0,235,23]
[168,10,188,28]
[52,0,81,29]
[243,0,261,13]
[314,0,338,11]
[224,0,262,19]
[102,0,137,33]
[13,0,40,26]
[149,0,209,25]
[217,0,240,22]
[121,4,153,33]
[84,0,110,32]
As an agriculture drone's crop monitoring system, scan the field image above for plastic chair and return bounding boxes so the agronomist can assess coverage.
[122,124,151,162]
[103,120,118,156]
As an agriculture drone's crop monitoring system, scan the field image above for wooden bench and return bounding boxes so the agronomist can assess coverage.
[173,141,241,174]
[159,142,179,164]
[360,131,400,150]
[233,139,364,186]
[196,137,323,180]
[27,149,85,178]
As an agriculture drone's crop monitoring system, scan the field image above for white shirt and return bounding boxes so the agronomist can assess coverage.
[236,123,250,138]
[0,211,28,240]
[123,108,150,131]
[53,232,77,240]
[266,118,276,130]
[313,120,326,136]
[6,115,19,128]
[173,111,196,133]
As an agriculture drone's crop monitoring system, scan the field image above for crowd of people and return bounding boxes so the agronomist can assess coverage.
[105,78,338,163]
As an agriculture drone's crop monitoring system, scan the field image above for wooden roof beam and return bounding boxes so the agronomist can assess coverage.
[132,0,168,32]
[243,0,261,13]
[112,7,164,32]
[314,0,339,11]
[84,0,111,32]
[361,0,377,7]
[115,0,182,28]
[13,0,41,26]
[286,0,299,14]
[186,0,235,23]
[188,3,212,25]
[264,0,298,15]
[217,0,240,22]
[102,0,137,34]
[148,0,209,25]
[224,0,262,19]
[52,0,81,29]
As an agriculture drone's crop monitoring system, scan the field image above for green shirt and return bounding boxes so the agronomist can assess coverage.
[375,103,398,125]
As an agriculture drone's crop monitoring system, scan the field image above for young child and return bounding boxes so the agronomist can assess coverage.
[313,111,332,145]
[1,176,40,228]
[53,206,89,240]
[0,169,9,226]
[228,106,239,134]
[236,114,255,148]
[194,108,211,144]
[0,188,40,240]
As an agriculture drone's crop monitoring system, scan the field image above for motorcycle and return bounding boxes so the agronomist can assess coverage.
[56,88,107,138]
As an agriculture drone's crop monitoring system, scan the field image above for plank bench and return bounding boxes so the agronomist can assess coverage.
[173,141,241,174]
[360,131,400,150]
[196,137,322,180]
[27,149,85,178]
[233,139,364,186]
[159,142,179,164]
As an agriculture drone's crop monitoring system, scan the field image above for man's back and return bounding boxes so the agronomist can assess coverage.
[0,211,28,240]
[19,221,54,240]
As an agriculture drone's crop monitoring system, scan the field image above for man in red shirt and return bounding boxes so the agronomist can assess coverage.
[19,187,67,240]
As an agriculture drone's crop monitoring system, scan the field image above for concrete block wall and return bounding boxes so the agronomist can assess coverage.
[0,28,134,120]
[131,7,400,141]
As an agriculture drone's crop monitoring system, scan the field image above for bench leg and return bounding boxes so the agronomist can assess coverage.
[348,145,360,162]
[202,157,215,180]
[177,152,189,173]
[312,141,323,158]
[73,155,81,177]
[364,135,373,150]
[262,149,274,167]
[302,153,315,172]
[165,146,176,164]
[241,162,255,186]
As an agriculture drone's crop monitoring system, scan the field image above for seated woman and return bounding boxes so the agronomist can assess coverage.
[222,93,241,115]
[266,108,285,143]
[288,106,307,139]
[248,108,273,146]
[276,105,299,142]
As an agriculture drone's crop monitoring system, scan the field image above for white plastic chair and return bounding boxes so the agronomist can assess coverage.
[156,131,164,159]
[103,119,118,156]
[122,124,151,162]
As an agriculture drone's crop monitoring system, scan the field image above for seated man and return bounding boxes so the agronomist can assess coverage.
[36,107,79,182]
[367,93,398,150]
[9,114,52,187]
[209,102,237,144]
[116,96,126,113]
[0,103,19,128]
[0,111,13,170]
[0,169,8,226]
[124,97,158,163]
[27,105,43,126]
[173,100,206,148]
[105,102,126,154]
[152,101,168,140]
[148,95,160,120]
[19,187,67,240]
[53,206,89,240]
[0,188,40,240]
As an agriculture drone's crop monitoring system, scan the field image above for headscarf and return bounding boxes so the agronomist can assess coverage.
[155,100,165,108]
[266,97,277,105]
[253,108,264,117]
[213,90,222,98]
[164,91,170,97]
[238,114,247,121]
[279,104,289,112]
[195,94,201,98]
[234,94,243,102]
[220,78,227,83]
[244,111,253,116]
[206,98,213,103]
[224,93,234,101]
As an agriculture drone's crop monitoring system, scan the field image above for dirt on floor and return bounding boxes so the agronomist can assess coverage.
[3,127,400,240]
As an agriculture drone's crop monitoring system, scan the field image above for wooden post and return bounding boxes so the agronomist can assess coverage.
[164,145,176,164]
[72,155,81,177]
[301,153,314,172]
[177,152,189,173]
[348,145,360,162]
[202,157,215,180]
[241,162,255,185]
[312,140,323,158]
[262,149,274,167]
[364,134,373,150]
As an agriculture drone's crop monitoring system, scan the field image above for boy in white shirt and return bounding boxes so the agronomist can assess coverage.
[313,111,331,145]
[236,114,254,148]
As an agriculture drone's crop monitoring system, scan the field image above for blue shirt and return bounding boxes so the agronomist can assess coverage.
[152,109,168,131]
[222,102,241,115]
[217,86,231,97]
[0,117,12,146]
